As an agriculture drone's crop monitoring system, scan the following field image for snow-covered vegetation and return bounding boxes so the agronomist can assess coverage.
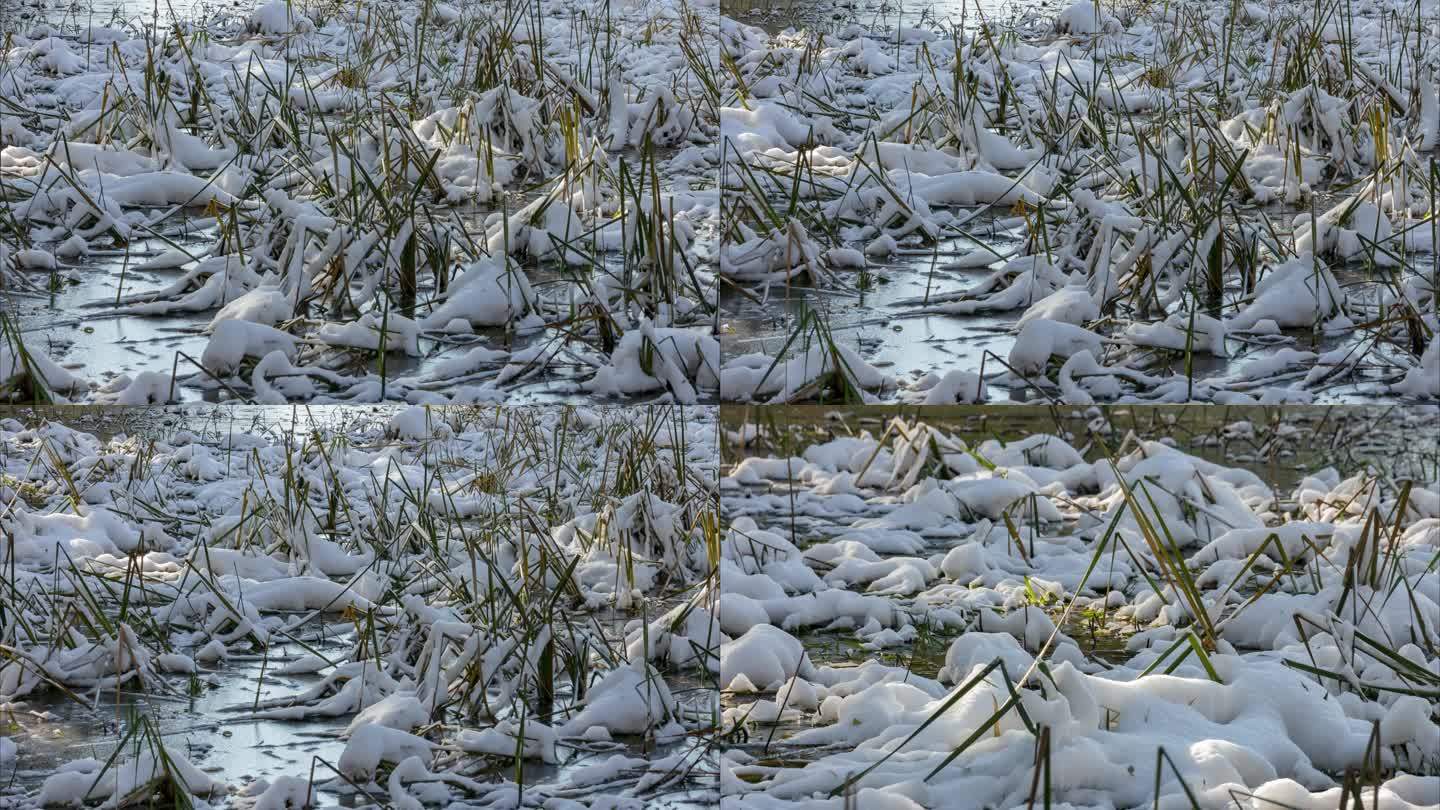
[5,0,1439,807]
[0,0,718,403]
[0,405,719,807]
[719,0,1440,403]
[720,407,1440,808]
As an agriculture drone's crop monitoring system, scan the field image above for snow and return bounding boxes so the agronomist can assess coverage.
[584,323,721,402]
[339,725,436,780]
[0,405,719,806]
[721,411,1440,809]
[420,258,534,330]
[560,663,678,737]
[1228,255,1348,331]
[915,370,984,404]
[244,775,318,810]
[2,0,718,404]
[458,720,560,763]
[722,344,894,402]
[717,0,1437,404]
[721,624,812,692]
[1055,2,1120,35]
[38,746,223,806]
[201,320,299,375]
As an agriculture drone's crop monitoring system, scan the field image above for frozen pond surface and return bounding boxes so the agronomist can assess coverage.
[8,638,354,804]
[719,406,1440,808]
[0,405,721,808]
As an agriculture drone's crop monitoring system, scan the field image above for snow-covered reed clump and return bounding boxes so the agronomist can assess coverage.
[719,0,1440,404]
[720,408,1439,808]
[0,404,719,807]
[0,0,719,404]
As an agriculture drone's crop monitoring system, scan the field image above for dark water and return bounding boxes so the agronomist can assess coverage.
[721,404,1440,490]
[721,0,1055,33]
